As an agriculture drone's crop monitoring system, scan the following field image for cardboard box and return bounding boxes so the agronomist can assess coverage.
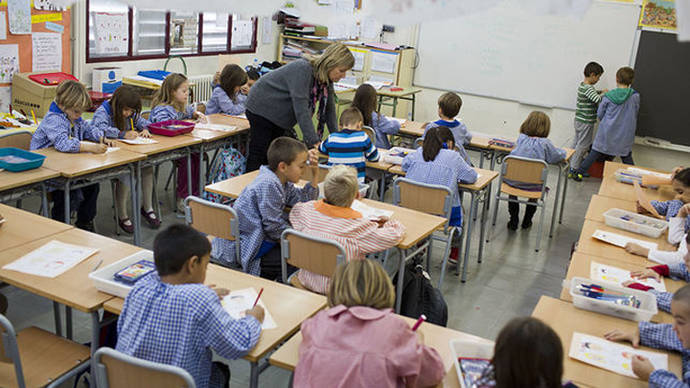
[12,72,79,117]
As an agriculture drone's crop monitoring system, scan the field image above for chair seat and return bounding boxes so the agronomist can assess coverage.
[500,183,543,199]
[0,327,90,388]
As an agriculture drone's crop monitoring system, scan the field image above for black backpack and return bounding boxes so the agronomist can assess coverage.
[394,261,448,326]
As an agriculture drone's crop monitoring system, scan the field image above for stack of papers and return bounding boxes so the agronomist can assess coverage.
[120,137,158,145]
[194,123,238,132]
[221,287,277,330]
[592,230,658,251]
[590,261,666,291]
[3,240,98,278]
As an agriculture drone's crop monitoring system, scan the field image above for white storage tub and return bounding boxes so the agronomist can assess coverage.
[89,250,154,298]
[450,339,495,388]
[567,277,658,322]
[604,208,668,238]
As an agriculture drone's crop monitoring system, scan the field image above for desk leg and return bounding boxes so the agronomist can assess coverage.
[559,166,568,224]
[411,93,416,121]
[133,163,141,246]
[66,306,73,340]
[549,164,563,238]
[379,171,386,201]
[477,188,489,264]
[53,301,62,337]
[392,97,398,117]
[460,192,478,282]
[41,183,48,217]
[249,361,259,388]
[199,143,205,199]
[187,149,193,201]
[90,311,100,378]
[395,247,406,313]
[63,180,70,224]
[377,95,383,112]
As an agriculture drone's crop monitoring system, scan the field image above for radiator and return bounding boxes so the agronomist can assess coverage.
[188,74,215,102]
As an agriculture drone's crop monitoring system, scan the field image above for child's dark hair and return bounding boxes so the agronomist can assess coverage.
[616,67,634,86]
[110,85,142,132]
[220,64,248,102]
[267,137,308,171]
[423,126,455,162]
[584,62,604,77]
[673,284,690,305]
[246,69,260,81]
[339,107,364,128]
[438,92,462,118]
[153,224,211,276]
[492,317,564,388]
[351,84,377,127]
[673,167,690,187]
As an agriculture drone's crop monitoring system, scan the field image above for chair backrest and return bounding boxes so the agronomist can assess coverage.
[93,347,196,388]
[184,196,238,240]
[0,131,32,150]
[300,163,330,183]
[280,229,346,283]
[0,315,26,388]
[501,155,548,185]
[140,111,151,120]
[392,177,453,220]
[361,125,376,144]
[413,137,423,149]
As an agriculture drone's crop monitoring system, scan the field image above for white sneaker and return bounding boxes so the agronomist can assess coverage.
[177,198,185,213]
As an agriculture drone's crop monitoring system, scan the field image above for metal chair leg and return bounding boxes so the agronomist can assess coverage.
[535,201,547,252]
[111,180,120,236]
[488,194,501,243]
[437,227,455,289]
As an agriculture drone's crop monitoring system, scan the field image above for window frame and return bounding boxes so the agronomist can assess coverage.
[85,1,258,64]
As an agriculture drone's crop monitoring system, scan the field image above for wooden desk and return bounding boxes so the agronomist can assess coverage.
[398,120,425,138]
[104,263,326,388]
[599,161,675,203]
[34,147,145,178]
[0,203,72,252]
[268,313,493,388]
[376,87,423,120]
[585,195,637,223]
[0,167,59,213]
[204,170,313,200]
[532,296,682,388]
[560,251,681,324]
[116,134,201,156]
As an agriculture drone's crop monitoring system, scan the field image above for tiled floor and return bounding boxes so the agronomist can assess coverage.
[3,158,599,387]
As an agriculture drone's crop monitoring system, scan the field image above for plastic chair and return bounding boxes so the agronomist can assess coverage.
[392,177,458,288]
[280,228,346,292]
[489,155,549,252]
[0,130,32,150]
[93,347,195,388]
[0,314,90,388]
[184,196,241,265]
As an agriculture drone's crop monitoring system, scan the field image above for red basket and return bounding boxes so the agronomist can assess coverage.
[28,72,78,86]
[148,120,195,136]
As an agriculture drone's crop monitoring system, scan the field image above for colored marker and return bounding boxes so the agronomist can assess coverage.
[31,109,37,125]
[252,288,264,308]
[411,314,426,331]
[130,117,135,132]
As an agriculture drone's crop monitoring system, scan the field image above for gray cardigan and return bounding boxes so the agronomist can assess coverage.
[245,59,337,146]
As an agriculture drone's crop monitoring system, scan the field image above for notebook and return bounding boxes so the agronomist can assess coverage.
[3,240,99,278]
[221,287,277,330]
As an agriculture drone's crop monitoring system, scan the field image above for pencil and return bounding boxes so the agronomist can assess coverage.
[411,314,426,331]
[31,109,37,125]
[130,117,134,132]
[252,288,264,308]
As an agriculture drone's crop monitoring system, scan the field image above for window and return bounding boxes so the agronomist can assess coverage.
[86,0,257,63]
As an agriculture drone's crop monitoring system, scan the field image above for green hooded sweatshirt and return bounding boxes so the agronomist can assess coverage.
[604,87,636,105]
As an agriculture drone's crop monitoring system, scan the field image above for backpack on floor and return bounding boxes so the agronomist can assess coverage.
[394,261,448,326]
[203,147,246,204]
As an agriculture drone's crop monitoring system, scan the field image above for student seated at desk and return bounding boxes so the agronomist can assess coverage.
[294,260,444,388]
[116,224,264,388]
[319,107,379,183]
[504,111,566,231]
[149,73,207,213]
[423,92,471,163]
[475,317,577,388]
[605,284,690,387]
[640,169,690,243]
[351,83,401,149]
[625,210,688,266]
[290,165,405,294]
[92,85,160,233]
[402,126,477,265]
[205,64,248,116]
[30,80,115,230]
[212,137,320,279]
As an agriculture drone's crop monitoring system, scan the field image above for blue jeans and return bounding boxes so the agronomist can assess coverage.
[577,149,633,175]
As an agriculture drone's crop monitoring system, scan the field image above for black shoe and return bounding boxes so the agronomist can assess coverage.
[522,219,533,229]
[75,220,95,232]
[507,218,518,230]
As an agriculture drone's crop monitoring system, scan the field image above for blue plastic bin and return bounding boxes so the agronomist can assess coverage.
[0,148,46,172]
[137,70,171,80]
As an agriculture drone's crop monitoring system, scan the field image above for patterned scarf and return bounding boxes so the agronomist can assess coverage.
[309,78,329,140]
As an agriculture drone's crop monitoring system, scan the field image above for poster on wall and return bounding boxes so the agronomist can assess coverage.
[93,12,128,55]
[8,0,32,34]
[0,45,19,83]
[0,87,11,112]
[640,0,677,30]
[34,0,68,11]
[32,32,62,71]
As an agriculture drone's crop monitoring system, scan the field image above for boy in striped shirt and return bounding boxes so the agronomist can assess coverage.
[569,62,607,181]
[319,107,379,183]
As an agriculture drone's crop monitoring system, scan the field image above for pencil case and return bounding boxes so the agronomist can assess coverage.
[89,250,155,298]
[603,208,668,238]
[614,169,658,189]
[567,277,657,322]
[148,120,195,136]
[113,260,156,285]
[488,138,516,149]
[0,147,46,172]
[450,339,495,388]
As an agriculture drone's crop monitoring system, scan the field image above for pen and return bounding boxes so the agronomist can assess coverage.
[91,259,103,272]
[252,288,264,308]
[411,314,426,331]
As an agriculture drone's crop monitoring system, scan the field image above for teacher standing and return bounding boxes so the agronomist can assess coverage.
[245,43,355,171]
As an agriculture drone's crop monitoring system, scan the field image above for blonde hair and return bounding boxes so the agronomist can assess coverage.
[520,111,551,138]
[55,80,91,111]
[310,43,355,84]
[324,165,358,207]
[327,260,395,309]
[152,73,188,113]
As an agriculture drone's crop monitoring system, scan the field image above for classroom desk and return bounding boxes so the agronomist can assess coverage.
[560,251,681,324]
[0,167,59,215]
[204,170,312,200]
[599,161,676,203]
[376,87,423,120]
[0,203,73,252]
[268,313,494,388]
[532,296,682,388]
[0,228,142,359]
[103,263,327,388]
[585,194,637,223]
[317,149,393,200]
[34,147,146,245]
[388,165,500,282]
[576,219,676,267]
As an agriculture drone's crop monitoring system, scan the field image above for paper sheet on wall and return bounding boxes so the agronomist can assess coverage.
[361,16,380,41]
[569,332,668,378]
[261,16,272,45]
[93,12,128,55]
[349,48,366,71]
[590,261,666,292]
[679,0,690,41]
[3,240,99,278]
[32,32,62,71]
[0,45,19,83]
[0,87,11,112]
[8,0,31,34]
[222,287,277,330]
[370,51,398,74]
[231,20,253,48]
[0,13,6,40]
[34,0,68,11]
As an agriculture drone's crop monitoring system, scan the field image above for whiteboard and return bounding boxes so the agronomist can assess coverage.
[414,1,641,110]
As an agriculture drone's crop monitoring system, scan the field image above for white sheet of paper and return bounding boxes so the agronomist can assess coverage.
[3,240,99,278]
[32,32,62,72]
[8,0,31,34]
[0,44,19,83]
[679,0,690,41]
[590,261,666,292]
[221,287,277,330]
[261,16,272,45]
[0,12,7,40]
[119,137,158,145]
[231,114,247,120]
[231,20,253,48]
[349,48,366,71]
[194,123,237,132]
[102,147,120,154]
[390,118,406,125]
[592,229,658,251]
[626,167,672,180]
[370,51,398,74]
[351,200,394,220]
[569,332,668,378]
[93,12,128,55]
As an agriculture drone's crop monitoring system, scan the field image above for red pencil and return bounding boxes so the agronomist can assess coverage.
[252,288,264,308]
[411,314,426,331]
